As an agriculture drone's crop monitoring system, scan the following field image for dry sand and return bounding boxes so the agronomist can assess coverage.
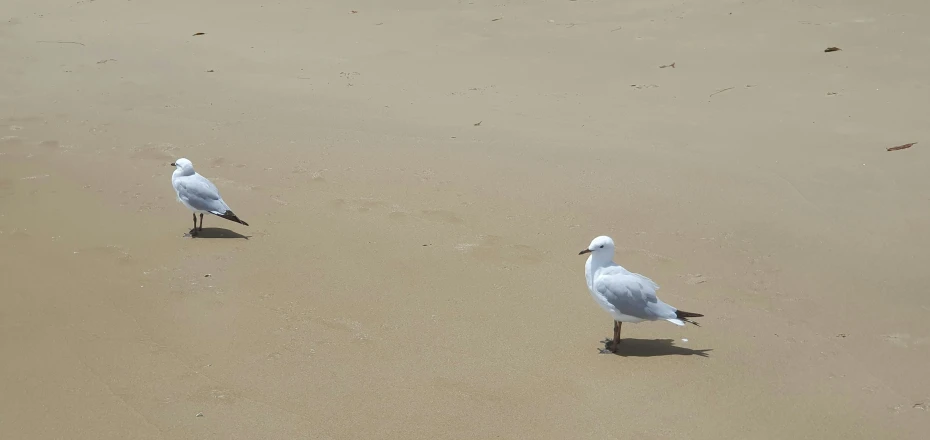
[2,1,929,438]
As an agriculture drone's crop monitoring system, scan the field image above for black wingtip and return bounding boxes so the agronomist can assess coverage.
[215,210,249,226]
[676,310,703,326]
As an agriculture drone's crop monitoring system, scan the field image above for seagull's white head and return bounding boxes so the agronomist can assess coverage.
[578,235,615,257]
[170,158,195,175]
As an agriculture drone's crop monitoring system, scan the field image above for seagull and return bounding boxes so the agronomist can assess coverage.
[170,158,249,237]
[579,235,702,353]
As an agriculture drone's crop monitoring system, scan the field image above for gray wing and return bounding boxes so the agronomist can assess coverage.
[176,174,230,214]
[594,271,676,320]
[604,264,661,291]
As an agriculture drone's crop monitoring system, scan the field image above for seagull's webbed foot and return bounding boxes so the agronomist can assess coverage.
[599,338,621,354]
[188,228,199,237]
[609,339,621,353]
[598,321,623,354]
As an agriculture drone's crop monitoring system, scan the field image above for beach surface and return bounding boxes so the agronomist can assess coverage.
[2,1,929,438]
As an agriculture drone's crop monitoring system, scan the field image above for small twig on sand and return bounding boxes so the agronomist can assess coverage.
[37,40,85,46]
[659,62,676,68]
[709,86,735,98]
[887,142,916,152]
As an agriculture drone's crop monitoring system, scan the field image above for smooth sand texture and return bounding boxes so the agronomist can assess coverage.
[2,1,929,438]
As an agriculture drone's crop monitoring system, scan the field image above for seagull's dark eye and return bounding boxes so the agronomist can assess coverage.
[599,245,604,248]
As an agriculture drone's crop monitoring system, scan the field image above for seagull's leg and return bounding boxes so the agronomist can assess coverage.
[602,321,619,353]
[611,321,622,352]
[198,213,204,231]
[190,213,199,237]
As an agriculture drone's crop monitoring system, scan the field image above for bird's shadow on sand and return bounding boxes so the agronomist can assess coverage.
[599,338,711,358]
[184,227,250,240]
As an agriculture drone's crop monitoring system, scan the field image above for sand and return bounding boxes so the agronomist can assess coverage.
[2,1,929,438]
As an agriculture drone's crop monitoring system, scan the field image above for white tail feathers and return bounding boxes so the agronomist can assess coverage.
[666,318,686,326]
